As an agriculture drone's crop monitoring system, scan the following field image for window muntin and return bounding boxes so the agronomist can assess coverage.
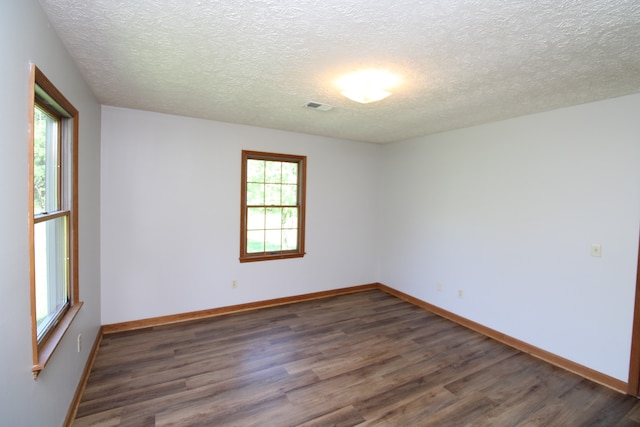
[240,151,306,262]
[30,65,81,378]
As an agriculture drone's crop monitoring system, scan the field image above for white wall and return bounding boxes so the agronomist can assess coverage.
[102,96,640,382]
[100,106,381,324]
[379,94,640,381]
[0,1,101,426]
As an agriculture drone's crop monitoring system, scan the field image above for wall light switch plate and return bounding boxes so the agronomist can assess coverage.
[591,243,602,257]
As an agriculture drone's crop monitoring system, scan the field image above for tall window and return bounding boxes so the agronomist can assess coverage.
[240,151,306,262]
[29,65,82,378]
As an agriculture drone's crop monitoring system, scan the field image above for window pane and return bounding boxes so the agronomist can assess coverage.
[246,183,264,205]
[282,162,298,184]
[282,229,298,250]
[265,208,282,229]
[265,184,281,205]
[282,208,298,228]
[265,230,282,251]
[34,105,59,215]
[247,159,264,183]
[282,184,297,205]
[247,208,265,230]
[35,215,69,341]
[247,230,265,253]
[265,161,282,183]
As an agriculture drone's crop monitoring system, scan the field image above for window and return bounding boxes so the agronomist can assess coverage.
[29,65,82,378]
[240,150,306,262]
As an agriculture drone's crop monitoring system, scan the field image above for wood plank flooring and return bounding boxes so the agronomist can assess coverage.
[74,290,640,426]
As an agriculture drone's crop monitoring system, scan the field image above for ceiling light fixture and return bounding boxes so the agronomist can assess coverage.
[336,69,400,104]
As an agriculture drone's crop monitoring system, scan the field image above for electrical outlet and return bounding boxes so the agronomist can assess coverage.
[458,289,463,298]
[77,334,82,353]
[437,282,443,292]
[232,280,237,288]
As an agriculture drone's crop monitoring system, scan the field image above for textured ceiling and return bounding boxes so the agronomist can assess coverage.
[39,0,640,144]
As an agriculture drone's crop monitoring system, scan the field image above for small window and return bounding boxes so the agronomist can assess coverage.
[240,151,306,262]
[30,65,82,378]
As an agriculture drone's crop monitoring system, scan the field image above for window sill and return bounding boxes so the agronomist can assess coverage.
[32,301,83,379]
[239,252,305,263]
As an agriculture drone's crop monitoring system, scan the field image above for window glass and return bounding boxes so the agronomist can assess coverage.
[265,161,281,183]
[246,183,264,205]
[33,105,60,215]
[265,184,281,205]
[282,162,298,184]
[34,216,69,341]
[247,230,265,253]
[282,184,297,205]
[247,159,265,182]
[282,229,298,251]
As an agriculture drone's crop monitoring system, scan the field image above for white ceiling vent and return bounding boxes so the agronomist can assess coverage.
[303,101,333,111]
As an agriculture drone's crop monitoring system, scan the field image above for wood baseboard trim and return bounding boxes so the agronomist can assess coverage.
[102,283,378,334]
[63,327,104,427]
[97,282,626,396]
[377,283,628,394]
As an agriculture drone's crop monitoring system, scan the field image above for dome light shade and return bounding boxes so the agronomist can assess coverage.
[336,69,400,104]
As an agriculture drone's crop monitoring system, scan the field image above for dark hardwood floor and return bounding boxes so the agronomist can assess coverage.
[74,290,640,426]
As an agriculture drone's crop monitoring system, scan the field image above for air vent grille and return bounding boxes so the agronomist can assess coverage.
[303,101,333,111]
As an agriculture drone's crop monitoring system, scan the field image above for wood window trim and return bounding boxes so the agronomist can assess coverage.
[628,230,640,395]
[240,150,306,263]
[29,65,82,379]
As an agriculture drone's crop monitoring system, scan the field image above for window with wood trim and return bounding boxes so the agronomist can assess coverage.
[240,150,306,262]
[29,65,82,378]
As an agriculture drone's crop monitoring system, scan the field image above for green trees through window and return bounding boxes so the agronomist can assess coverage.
[33,106,56,215]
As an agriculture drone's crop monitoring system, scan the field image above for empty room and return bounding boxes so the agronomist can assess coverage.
[2,0,640,425]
